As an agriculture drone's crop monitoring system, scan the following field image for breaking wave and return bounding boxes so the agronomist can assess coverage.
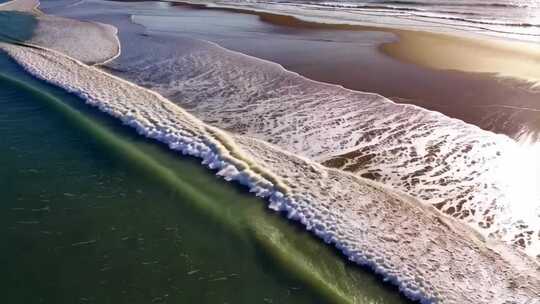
[1,0,540,302]
[105,21,540,259]
[3,39,540,303]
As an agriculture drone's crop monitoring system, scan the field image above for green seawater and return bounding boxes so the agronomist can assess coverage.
[0,52,412,304]
[0,11,37,42]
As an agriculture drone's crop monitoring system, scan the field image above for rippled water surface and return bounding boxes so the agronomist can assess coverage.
[0,53,411,304]
[201,0,540,41]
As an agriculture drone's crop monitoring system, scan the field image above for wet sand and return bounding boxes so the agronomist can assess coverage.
[170,2,540,141]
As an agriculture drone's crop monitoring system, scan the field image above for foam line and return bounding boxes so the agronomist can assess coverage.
[107,18,540,258]
[172,0,540,43]
[1,0,540,301]
[1,40,539,303]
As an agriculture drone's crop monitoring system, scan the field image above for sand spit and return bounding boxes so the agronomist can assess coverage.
[380,29,540,89]
[1,27,540,304]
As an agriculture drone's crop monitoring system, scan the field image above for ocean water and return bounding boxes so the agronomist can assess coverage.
[35,0,540,266]
[290,0,540,27]
[107,2,540,139]
[0,54,411,304]
[0,10,36,42]
[71,0,540,257]
[191,0,540,41]
[2,1,540,302]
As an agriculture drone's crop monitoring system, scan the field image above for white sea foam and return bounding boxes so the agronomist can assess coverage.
[1,1,540,302]
[29,13,120,65]
[175,0,540,43]
[95,15,540,259]
[36,0,540,266]
[2,40,540,303]
[0,0,119,65]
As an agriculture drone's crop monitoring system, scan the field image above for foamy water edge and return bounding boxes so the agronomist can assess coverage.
[2,37,540,304]
[1,1,540,302]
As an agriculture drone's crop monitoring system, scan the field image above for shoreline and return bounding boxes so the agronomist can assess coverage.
[95,0,540,259]
[0,59,414,304]
[162,0,540,140]
[2,1,540,303]
[5,40,540,303]
[0,51,416,304]
[173,0,540,88]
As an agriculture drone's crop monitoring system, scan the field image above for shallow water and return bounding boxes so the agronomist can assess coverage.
[0,52,411,303]
[190,0,540,42]
[0,10,36,42]
[129,2,540,139]
[32,0,540,258]
[2,0,539,300]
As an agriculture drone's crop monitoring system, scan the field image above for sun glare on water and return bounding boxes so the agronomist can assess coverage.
[494,132,540,256]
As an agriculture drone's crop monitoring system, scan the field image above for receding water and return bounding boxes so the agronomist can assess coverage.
[0,53,411,304]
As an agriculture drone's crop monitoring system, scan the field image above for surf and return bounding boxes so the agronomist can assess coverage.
[115,7,540,258]
[0,65,414,303]
[1,1,539,303]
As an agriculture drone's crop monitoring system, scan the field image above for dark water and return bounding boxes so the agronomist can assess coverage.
[0,52,412,304]
[0,11,37,42]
